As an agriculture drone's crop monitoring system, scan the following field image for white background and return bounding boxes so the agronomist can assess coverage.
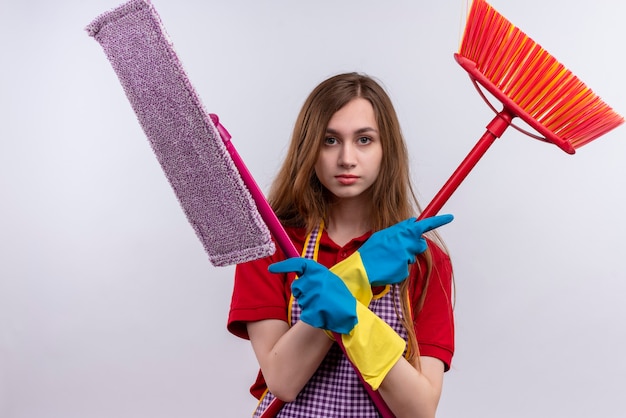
[1,0,625,417]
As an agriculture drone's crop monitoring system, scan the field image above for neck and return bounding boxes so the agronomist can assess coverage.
[324,197,372,247]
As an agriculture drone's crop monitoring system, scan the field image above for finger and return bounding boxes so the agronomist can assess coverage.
[268,257,308,275]
[290,279,305,299]
[414,214,454,234]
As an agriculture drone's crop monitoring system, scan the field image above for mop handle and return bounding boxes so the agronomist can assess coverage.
[210,115,394,418]
[210,115,297,258]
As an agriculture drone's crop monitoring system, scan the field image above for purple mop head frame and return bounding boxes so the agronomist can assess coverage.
[86,0,276,267]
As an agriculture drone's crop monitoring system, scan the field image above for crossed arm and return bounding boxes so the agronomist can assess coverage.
[246,216,453,417]
[247,318,445,418]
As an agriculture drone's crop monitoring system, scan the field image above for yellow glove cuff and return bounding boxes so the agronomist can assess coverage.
[330,252,373,306]
[341,302,406,390]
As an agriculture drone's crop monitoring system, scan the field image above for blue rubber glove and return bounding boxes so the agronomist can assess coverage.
[358,215,453,286]
[269,258,357,334]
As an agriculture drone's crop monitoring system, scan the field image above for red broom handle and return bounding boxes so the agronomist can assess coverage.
[211,115,394,418]
[418,108,514,220]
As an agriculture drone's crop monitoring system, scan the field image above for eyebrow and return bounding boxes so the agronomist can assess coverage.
[325,127,379,135]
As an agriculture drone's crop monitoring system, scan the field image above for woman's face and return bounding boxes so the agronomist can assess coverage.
[314,98,383,202]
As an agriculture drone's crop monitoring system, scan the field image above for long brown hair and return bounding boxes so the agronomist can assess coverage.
[268,72,446,366]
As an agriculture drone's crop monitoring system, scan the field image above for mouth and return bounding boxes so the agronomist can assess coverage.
[335,174,359,185]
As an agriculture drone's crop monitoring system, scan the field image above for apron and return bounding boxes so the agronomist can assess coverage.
[255,223,408,418]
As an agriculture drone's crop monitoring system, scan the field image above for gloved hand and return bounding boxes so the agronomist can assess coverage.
[331,215,453,305]
[269,258,357,335]
[270,257,408,390]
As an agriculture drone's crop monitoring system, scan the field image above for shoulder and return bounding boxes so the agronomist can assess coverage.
[228,226,308,339]
[426,237,451,263]
[412,238,452,283]
[408,238,454,314]
[426,238,453,278]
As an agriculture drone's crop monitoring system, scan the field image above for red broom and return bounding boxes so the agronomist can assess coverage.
[418,0,624,220]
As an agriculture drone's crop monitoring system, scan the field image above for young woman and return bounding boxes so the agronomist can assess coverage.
[228,72,454,418]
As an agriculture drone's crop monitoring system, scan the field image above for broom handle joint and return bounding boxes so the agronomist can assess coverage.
[419,109,514,220]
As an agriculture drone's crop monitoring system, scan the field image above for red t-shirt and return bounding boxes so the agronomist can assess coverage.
[227,226,455,367]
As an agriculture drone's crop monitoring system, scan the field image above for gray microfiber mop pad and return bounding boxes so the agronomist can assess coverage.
[86,0,275,267]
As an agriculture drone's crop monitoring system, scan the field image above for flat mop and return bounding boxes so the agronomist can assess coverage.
[86,1,393,416]
[85,0,275,267]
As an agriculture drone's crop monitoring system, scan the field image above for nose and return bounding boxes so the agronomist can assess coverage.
[338,142,356,168]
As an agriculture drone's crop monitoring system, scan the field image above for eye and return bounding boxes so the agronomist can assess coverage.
[324,137,338,145]
[357,136,372,145]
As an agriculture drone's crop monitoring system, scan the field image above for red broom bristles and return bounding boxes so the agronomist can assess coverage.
[458,0,623,150]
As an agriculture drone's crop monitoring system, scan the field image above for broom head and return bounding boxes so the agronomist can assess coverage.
[457,0,624,153]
